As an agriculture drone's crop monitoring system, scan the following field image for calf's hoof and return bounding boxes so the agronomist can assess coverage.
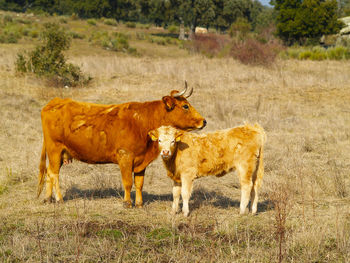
[123,201,132,208]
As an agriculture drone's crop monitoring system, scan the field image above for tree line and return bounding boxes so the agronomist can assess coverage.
[1,0,349,45]
[0,0,273,33]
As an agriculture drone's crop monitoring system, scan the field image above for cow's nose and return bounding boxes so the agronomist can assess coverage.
[203,119,207,127]
[162,150,170,156]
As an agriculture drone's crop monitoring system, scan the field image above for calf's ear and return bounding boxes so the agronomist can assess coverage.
[175,131,184,142]
[162,96,175,111]
[148,130,158,141]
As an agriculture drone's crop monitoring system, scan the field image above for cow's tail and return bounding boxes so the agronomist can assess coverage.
[254,124,266,188]
[37,140,47,198]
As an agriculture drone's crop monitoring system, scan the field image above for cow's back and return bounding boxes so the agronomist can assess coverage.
[175,124,264,177]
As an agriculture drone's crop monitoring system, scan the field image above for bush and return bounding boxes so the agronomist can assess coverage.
[71,13,79,20]
[29,30,39,38]
[327,46,350,60]
[229,17,251,39]
[230,38,284,66]
[0,32,19,43]
[283,45,350,61]
[3,15,13,24]
[69,31,85,39]
[103,18,117,26]
[15,23,90,87]
[168,25,178,34]
[125,21,136,28]
[87,19,97,26]
[189,34,229,57]
[59,17,68,24]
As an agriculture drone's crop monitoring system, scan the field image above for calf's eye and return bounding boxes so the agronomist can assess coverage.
[182,105,189,110]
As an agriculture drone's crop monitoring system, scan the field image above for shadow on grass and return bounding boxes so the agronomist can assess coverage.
[64,186,273,213]
[150,33,179,38]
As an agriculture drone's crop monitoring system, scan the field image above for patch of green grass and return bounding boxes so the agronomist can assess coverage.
[97,229,123,239]
[146,227,173,240]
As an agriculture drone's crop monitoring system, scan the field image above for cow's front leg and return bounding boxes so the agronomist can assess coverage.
[117,149,134,208]
[134,169,145,208]
[172,180,181,215]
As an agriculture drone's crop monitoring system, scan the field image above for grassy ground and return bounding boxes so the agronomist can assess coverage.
[0,11,350,262]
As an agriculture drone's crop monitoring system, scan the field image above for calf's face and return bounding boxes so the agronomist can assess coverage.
[148,126,183,160]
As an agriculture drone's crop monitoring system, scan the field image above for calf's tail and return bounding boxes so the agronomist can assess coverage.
[254,124,266,188]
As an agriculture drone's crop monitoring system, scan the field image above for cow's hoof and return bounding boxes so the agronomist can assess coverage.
[123,201,132,208]
[135,202,143,208]
[43,196,54,203]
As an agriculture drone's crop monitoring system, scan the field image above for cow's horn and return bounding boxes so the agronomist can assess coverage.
[173,81,188,97]
[185,86,193,98]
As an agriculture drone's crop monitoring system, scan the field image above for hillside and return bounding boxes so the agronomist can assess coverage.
[0,11,349,262]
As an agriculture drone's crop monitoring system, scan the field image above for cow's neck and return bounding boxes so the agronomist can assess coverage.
[140,100,172,132]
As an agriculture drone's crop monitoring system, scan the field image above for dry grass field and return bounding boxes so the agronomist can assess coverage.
[0,11,350,262]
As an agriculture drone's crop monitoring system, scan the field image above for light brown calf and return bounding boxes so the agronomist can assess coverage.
[149,124,266,216]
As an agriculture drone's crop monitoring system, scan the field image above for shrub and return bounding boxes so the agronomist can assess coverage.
[71,13,79,20]
[139,24,150,30]
[59,17,68,24]
[136,32,146,40]
[3,15,13,24]
[87,19,97,26]
[229,17,251,39]
[230,38,284,66]
[190,34,229,57]
[69,31,85,39]
[283,45,350,61]
[0,32,19,43]
[168,25,178,34]
[125,21,136,28]
[103,18,117,26]
[29,30,39,38]
[327,46,350,60]
[15,23,90,87]
[15,18,31,25]
[298,50,313,60]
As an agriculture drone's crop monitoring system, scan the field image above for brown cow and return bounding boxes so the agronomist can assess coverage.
[149,124,266,216]
[37,83,206,207]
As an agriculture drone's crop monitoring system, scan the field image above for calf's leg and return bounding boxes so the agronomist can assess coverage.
[238,164,254,214]
[181,174,194,217]
[172,181,181,214]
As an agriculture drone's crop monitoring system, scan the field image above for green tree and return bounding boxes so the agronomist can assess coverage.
[177,0,215,39]
[274,0,343,45]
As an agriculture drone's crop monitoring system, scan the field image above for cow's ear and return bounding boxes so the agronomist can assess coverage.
[175,131,184,142]
[162,96,175,111]
[148,130,158,141]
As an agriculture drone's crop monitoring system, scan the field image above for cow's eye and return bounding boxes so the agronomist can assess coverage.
[158,139,162,143]
[171,140,175,144]
[182,104,189,110]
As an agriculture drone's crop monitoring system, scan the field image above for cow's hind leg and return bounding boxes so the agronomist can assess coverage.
[45,147,64,203]
[134,169,145,208]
